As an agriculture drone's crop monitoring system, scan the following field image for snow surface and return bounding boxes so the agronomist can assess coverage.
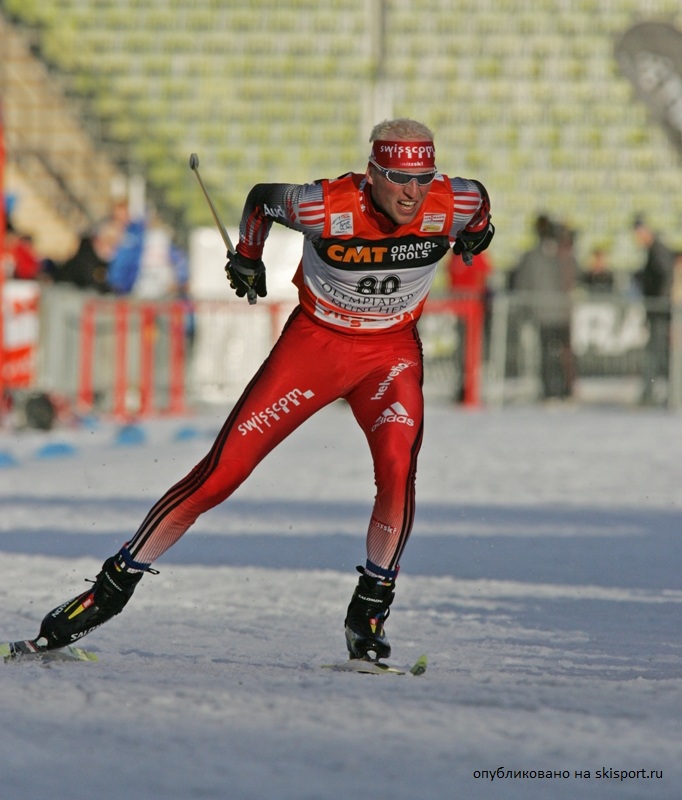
[1,401,681,799]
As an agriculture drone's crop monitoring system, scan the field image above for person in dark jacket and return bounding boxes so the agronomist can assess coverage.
[632,215,675,405]
[52,231,111,293]
[509,214,577,400]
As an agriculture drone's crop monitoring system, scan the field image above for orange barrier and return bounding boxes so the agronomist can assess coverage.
[425,294,484,407]
[78,298,189,419]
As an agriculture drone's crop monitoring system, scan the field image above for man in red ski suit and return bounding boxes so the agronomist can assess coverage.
[35,118,494,661]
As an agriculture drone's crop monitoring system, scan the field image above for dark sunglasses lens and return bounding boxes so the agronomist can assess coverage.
[387,170,434,185]
[387,170,412,184]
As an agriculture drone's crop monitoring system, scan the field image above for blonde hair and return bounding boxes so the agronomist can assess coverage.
[369,118,434,143]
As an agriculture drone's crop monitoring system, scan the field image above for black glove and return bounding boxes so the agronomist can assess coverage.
[452,220,495,259]
[225,250,267,304]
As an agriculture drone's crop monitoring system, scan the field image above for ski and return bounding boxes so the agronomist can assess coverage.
[322,654,427,676]
[1,640,98,663]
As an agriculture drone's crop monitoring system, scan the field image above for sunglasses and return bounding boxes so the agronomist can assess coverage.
[369,159,437,186]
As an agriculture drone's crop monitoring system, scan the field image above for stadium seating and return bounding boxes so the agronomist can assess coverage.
[1,0,680,270]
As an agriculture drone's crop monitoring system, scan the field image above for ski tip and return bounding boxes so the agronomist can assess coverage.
[321,659,405,675]
[68,646,99,663]
[321,654,427,676]
[410,654,428,676]
[1,641,98,663]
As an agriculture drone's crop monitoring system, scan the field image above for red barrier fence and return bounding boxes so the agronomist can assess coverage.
[77,297,189,419]
[27,288,483,417]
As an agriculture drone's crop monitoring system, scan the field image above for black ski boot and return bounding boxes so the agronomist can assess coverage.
[35,555,147,649]
[344,569,396,661]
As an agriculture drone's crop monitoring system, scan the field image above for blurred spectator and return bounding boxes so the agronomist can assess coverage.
[132,217,189,301]
[106,202,145,295]
[96,201,132,264]
[580,246,614,293]
[446,249,493,403]
[673,252,682,305]
[631,214,675,405]
[49,227,113,293]
[509,213,577,400]
[107,211,188,300]
[42,199,132,292]
[447,249,492,302]
[2,222,43,281]
[106,210,194,348]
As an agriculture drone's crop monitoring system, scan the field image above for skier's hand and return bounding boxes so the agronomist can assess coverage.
[452,220,495,261]
[225,251,267,304]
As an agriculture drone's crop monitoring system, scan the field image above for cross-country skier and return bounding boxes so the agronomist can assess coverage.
[34,118,494,662]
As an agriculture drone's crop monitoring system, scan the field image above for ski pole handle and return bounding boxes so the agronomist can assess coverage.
[189,153,256,304]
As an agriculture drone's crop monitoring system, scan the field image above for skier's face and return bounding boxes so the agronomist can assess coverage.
[366,164,433,226]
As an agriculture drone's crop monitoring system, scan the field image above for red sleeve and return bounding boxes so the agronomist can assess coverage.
[236,182,325,260]
[463,180,491,234]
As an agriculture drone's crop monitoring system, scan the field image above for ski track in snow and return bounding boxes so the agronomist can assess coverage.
[1,402,680,799]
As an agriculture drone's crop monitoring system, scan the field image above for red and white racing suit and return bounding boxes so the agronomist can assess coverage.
[123,172,490,577]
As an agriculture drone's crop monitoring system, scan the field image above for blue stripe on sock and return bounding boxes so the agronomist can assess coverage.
[119,547,152,572]
[365,560,398,580]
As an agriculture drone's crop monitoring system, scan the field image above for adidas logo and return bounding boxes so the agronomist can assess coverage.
[370,402,414,432]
